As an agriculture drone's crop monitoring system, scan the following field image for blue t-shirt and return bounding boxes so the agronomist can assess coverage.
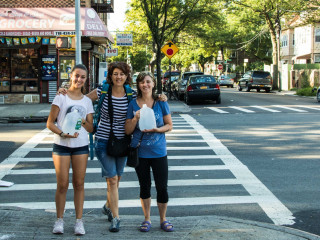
[126,100,170,158]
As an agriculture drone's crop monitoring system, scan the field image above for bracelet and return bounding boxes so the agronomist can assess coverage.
[59,132,64,137]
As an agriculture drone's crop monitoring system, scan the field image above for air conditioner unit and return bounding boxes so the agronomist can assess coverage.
[24,95,40,103]
[99,62,108,84]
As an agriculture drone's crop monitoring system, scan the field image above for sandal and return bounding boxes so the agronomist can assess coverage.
[140,221,152,232]
[160,220,174,232]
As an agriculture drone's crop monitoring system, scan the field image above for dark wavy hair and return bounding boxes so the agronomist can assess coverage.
[136,71,157,100]
[106,62,132,86]
[69,64,88,94]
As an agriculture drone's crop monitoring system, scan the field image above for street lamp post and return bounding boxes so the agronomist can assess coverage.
[75,0,82,64]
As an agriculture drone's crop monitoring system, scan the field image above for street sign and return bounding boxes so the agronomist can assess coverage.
[218,64,223,70]
[161,41,179,59]
[116,33,133,46]
[106,48,118,57]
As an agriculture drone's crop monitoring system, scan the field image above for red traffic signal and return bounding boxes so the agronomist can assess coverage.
[56,37,69,48]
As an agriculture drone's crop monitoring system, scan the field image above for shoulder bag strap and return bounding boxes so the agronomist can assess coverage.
[107,85,113,134]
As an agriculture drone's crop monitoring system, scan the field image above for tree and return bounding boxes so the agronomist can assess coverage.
[128,0,213,93]
[228,0,307,89]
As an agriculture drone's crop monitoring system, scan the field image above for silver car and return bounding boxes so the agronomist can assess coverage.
[218,75,234,88]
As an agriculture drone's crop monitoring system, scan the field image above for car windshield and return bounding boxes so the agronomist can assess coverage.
[164,72,180,77]
[190,76,216,84]
[252,71,270,78]
[183,72,203,80]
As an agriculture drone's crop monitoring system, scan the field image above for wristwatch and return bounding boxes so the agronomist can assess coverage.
[59,132,65,137]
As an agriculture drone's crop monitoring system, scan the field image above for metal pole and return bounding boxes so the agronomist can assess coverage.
[75,0,82,64]
[168,59,172,99]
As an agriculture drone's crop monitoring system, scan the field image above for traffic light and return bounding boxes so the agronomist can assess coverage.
[56,37,69,48]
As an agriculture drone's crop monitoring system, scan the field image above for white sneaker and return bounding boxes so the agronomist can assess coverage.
[74,219,85,235]
[52,218,64,234]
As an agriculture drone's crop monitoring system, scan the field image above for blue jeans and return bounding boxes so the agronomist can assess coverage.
[95,138,127,178]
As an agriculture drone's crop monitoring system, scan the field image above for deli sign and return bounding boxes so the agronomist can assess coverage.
[106,48,118,57]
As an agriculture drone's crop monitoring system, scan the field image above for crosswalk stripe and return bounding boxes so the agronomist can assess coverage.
[250,105,281,113]
[0,195,283,210]
[229,106,255,113]
[0,178,242,191]
[297,105,320,111]
[272,105,308,112]
[206,107,229,113]
[8,165,230,175]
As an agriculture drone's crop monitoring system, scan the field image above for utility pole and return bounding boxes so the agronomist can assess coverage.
[276,3,282,92]
[75,0,82,64]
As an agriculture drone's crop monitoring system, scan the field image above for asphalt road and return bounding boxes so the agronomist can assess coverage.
[0,88,319,236]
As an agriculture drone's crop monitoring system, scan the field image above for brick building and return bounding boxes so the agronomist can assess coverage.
[0,0,114,104]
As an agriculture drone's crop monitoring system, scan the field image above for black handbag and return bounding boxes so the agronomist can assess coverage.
[126,133,144,168]
[106,86,131,157]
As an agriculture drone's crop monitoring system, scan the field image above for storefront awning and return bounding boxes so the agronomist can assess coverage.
[0,8,114,43]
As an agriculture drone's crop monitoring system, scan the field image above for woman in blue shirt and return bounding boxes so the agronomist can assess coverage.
[125,71,174,232]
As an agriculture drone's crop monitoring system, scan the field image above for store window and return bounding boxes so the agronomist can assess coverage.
[0,48,39,93]
[59,56,75,88]
[0,50,10,92]
[11,49,39,92]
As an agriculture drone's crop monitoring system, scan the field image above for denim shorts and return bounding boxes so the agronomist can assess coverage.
[95,138,127,178]
[53,144,89,156]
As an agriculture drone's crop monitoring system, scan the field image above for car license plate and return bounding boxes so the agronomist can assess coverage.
[260,85,264,87]
[200,86,208,89]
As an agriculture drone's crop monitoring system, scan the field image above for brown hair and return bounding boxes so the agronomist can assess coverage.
[136,71,157,99]
[69,64,88,94]
[106,62,132,86]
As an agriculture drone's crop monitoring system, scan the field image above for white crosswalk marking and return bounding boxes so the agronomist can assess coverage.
[272,105,308,112]
[250,105,281,112]
[229,106,255,113]
[205,107,229,113]
[0,115,295,226]
[297,105,320,111]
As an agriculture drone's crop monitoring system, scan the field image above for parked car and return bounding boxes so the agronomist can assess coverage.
[238,70,272,92]
[184,75,221,105]
[312,87,320,102]
[174,71,204,100]
[218,75,234,88]
[162,71,180,91]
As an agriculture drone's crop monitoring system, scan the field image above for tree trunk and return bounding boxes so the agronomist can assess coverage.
[270,29,279,89]
[156,46,162,94]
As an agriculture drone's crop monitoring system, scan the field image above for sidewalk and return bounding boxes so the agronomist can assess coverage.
[0,100,191,123]
[1,206,319,240]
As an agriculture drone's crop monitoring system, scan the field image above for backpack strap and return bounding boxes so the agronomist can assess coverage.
[124,84,133,102]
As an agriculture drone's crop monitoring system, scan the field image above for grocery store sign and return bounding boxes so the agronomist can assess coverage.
[106,48,118,57]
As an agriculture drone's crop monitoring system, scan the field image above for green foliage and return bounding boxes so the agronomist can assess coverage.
[300,72,310,88]
[296,87,316,96]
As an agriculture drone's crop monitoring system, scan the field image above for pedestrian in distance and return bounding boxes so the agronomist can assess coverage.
[57,62,167,233]
[47,64,94,236]
[125,71,174,232]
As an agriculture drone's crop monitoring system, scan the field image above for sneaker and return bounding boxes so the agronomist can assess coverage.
[109,217,120,232]
[74,219,85,235]
[52,218,64,234]
[102,204,113,222]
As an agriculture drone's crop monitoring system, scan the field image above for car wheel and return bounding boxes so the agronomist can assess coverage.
[185,94,191,105]
[231,85,234,88]
[257,88,260,92]
[216,96,221,104]
[317,91,320,102]
[265,88,270,93]
[245,84,250,92]
[238,85,242,91]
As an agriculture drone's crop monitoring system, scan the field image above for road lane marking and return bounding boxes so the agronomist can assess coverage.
[297,105,320,111]
[250,106,281,113]
[272,105,307,112]
[180,114,295,226]
[206,107,229,113]
[0,129,49,179]
[229,106,255,113]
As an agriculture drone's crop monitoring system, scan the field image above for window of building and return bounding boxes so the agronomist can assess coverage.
[0,48,39,93]
[315,29,320,42]
[281,35,288,47]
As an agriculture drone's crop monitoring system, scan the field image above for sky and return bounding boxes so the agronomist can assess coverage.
[107,0,131,33]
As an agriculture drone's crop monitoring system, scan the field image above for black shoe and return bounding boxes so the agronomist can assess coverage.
[109,217,120,232]
[102,204,113,222]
